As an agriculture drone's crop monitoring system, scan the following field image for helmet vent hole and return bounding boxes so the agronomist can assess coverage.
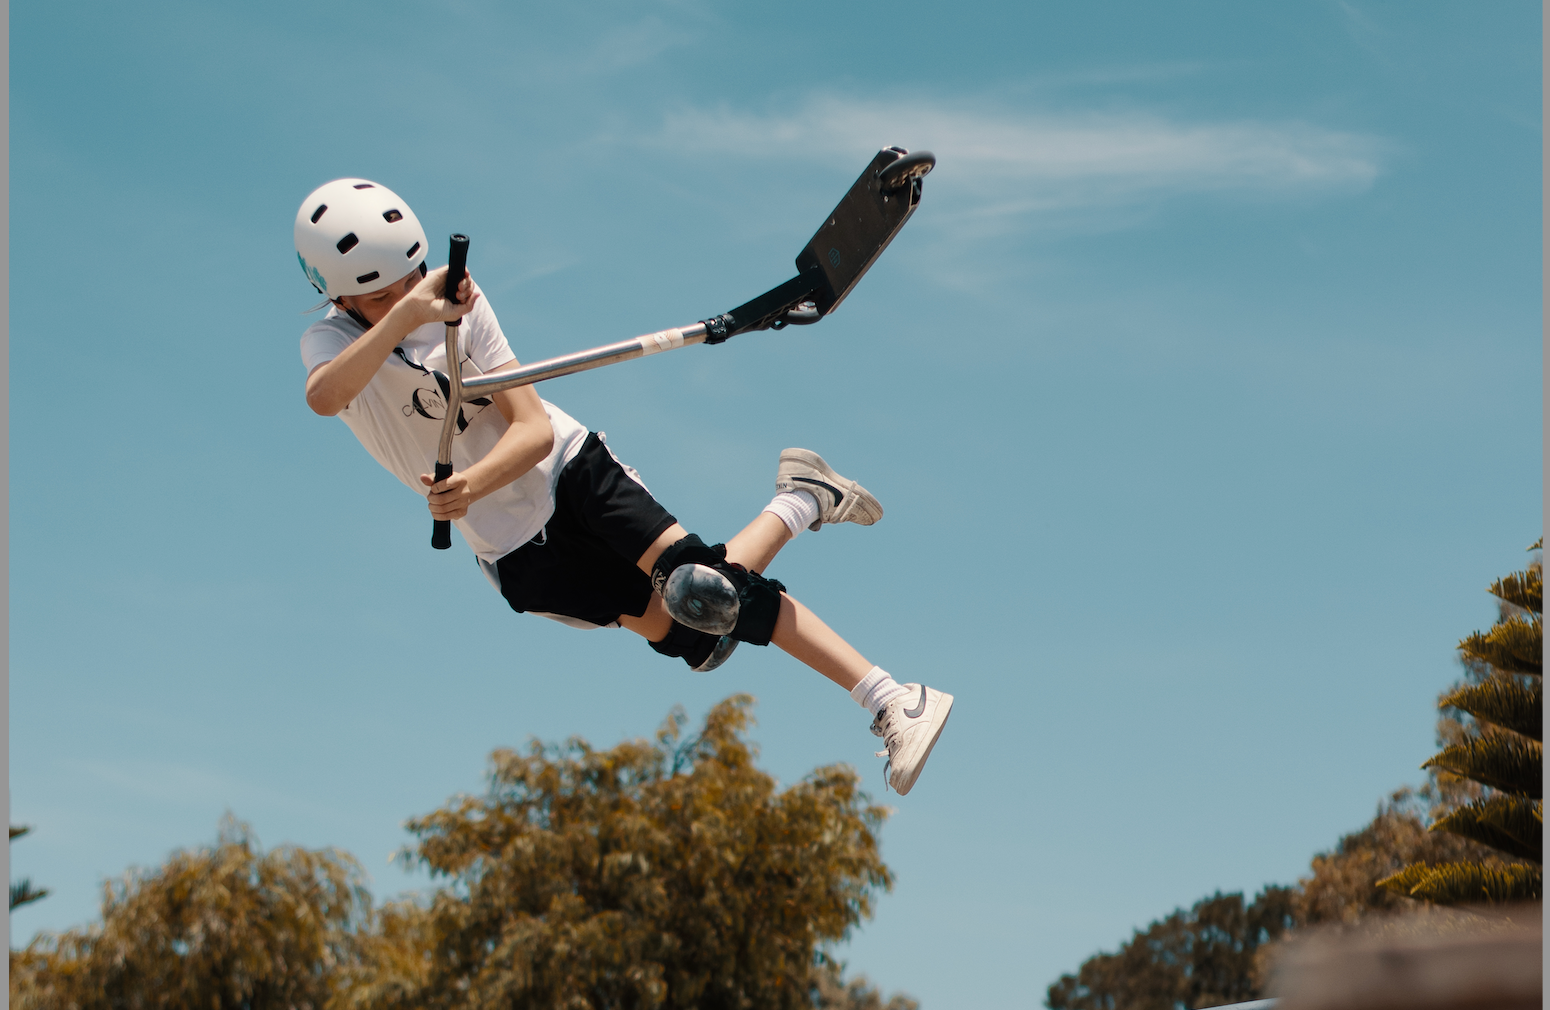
[310,204,328,224]
[383,209,403,223]
[405,241,421,259]
[352,183,374,189]
[355,270,380,285]
[336,233,360,254]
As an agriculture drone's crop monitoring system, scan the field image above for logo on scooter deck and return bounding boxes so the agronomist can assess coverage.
[828,247,842,268]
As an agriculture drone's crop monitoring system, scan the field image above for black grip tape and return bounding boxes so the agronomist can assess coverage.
[445,234,469,304]
[430,460,455,550]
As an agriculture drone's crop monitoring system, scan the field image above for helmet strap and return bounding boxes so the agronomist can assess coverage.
[332,299,374,332]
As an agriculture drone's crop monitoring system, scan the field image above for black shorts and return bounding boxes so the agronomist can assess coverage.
[492,432,678,627]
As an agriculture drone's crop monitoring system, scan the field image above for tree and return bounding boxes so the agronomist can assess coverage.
[1045,548,1538,1006]
[1293,786,1499,926]
[335,694,895,1010]
[11,698,910,1010]
[1045,888,1297,1010]
[810,958,919,1010]
[1377,541,1542,904]
[9,826,50,912]
[10,816,369,1010]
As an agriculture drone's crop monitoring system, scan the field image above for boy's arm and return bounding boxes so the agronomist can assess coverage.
[304,267,476,416]
[419,375,555,521]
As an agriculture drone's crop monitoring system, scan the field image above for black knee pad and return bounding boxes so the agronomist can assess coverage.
[648,620,721,668]
[726,565,786,647]
[650,533,726,595]
[652,533,787,648]
[648,620,738,671]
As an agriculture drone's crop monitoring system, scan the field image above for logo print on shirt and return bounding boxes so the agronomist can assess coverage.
[394,348,492,435]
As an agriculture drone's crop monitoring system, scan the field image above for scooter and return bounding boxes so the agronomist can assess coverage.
[429,146,935,550]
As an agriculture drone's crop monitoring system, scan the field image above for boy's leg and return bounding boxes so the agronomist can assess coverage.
[768,594,953,796]
[621,577,868,690]
[625,515,793,672]
[646,449,879,641]
[618,577,951,796]
[635,511,792,580]
[623,449,953,794]
[767,594,871,690]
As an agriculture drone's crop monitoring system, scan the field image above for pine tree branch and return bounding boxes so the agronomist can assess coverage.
[1422,733,1542,798]
[1375,861,1541,906]
[1441,675,1543,741]
[1489,568,1542,616]
[1459,616,1543,677]
[9,879,49,910]
[1430,796,1542,862]
[1374,863,1432,897]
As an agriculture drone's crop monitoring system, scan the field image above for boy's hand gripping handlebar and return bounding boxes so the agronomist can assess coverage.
[430,234,470,550]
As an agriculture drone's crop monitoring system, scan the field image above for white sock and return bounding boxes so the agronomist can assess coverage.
[849,666,911,716]
[763,489,821,537]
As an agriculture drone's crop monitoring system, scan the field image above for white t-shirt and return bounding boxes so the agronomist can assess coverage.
[300,293,588,564]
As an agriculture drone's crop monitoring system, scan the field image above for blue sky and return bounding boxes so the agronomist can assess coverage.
[9,2,1541,1006]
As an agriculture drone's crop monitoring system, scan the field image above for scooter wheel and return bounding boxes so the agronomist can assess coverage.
[878,150,936,191]
[781,301,821,326]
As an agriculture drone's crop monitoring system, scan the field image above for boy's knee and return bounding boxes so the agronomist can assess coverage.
[650,533,786,647]
[649,533,725,594]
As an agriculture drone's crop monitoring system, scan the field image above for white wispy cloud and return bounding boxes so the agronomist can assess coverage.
[657,95,1386,224]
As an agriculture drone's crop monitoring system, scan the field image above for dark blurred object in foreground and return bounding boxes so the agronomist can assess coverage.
[1269,904,1540,1010]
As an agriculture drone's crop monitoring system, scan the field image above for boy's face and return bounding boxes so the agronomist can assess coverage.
[336,268,421,326]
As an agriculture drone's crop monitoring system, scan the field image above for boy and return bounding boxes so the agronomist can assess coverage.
[295,178,951,794]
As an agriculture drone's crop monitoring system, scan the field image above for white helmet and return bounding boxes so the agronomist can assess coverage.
[294,178,429,298]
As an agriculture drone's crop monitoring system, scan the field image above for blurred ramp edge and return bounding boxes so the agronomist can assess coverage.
[1263,908,1540,1010]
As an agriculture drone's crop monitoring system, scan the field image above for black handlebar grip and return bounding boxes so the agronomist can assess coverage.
[445,234,469,306]
[430,461,455,550]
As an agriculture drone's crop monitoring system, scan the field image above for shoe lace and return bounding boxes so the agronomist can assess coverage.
[869,712,894,791]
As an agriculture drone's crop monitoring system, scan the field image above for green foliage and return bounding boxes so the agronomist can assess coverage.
[1044,888,1296,1010]
[1421,733,1542,798]
[10,699,912,1010]
[337,694,894,1010]
[1459,616,1542,676]
[1440,675,1541,740]
[1388,543,1542,906]
[1428,796,1542,861]
[9,826,49,912]
[1375,861,1541,904]
[1292,787,1498,926]
[1047,546,1547,1002]
[9,881,50,913]
[10,816,369,1010]
[1488,565,1541,613]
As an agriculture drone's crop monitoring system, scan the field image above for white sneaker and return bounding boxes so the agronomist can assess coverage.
[775,449,883,531]
[870,684,953,795]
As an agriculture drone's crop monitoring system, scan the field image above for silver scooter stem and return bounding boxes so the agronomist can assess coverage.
[459,321,711,398]
[430,235,470,550]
